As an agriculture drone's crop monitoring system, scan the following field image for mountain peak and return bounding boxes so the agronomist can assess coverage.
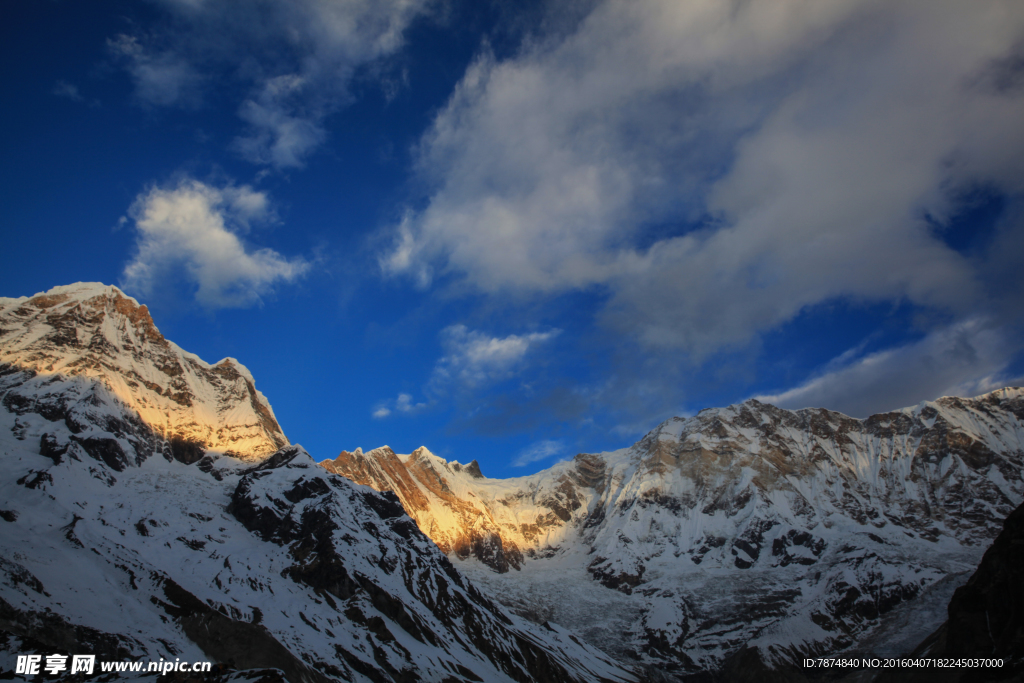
[1,281,123,303]
[454,458,484,478]
[0,282,287,462]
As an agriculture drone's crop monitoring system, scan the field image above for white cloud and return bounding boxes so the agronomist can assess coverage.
[111,0,432,167]
[384,0,1024,357]
[513,439,565,467]
[754,318,1020,417]
[372,392,429,419]
[380,213,432,287]
[430,325,559,390]
[121,179,309,308]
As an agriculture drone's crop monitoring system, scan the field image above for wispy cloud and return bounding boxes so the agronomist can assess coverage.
[755,318,1021,417]
[372,325,559,418]
[52,80,84,102]
[107,34,203,109]
[383,0,1024,361]
[121,179,309,308]
[108,0,433,168]
[513,439,565,467]
[430,325,559,390]
[232,75,328,169]
[372,392,429,419]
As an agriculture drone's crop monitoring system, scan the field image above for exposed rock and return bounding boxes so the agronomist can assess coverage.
[0,596,141,662]
[322,446,530,572]
[153,577,331,683]
[321,447,615,573]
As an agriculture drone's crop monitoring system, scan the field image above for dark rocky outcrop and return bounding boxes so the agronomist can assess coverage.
[0,596,141,663]
[875,502,1024,683]
[152,578,331,683]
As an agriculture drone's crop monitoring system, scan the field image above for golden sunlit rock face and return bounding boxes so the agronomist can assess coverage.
[321,445,603,573]
[0,283,287,462]
[325,388,1024,580]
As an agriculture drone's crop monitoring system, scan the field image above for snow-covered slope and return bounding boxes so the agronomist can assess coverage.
[324,391,1024,679]
[0,283,639,683]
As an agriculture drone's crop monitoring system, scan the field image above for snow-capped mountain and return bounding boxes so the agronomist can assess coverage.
[0,283,638,683]
[0,282,287,463]
[323,391,1024,679]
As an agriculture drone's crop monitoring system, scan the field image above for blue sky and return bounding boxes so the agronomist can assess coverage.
[4,0,1024,479]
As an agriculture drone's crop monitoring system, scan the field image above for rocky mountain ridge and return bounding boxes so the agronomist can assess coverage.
[0,282,287,464]
[0,283,638,683]
[324,389,1024,679]
[322,446,531,573]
